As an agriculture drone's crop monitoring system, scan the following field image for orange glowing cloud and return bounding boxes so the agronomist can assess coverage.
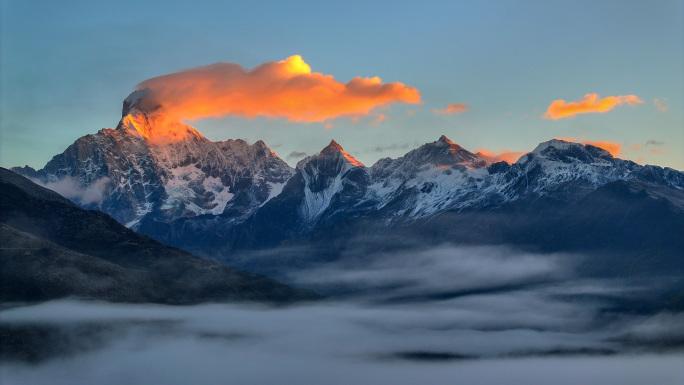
[434,103,470,115]
[119,109,202,146]
[555,137,622,157]
[543,93,643,120]
[136,55,421,123]
[584,141,622,157]
[475,148,526,164]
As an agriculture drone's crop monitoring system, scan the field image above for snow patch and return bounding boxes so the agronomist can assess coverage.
[261,181,287,207]
[162,165,235,216]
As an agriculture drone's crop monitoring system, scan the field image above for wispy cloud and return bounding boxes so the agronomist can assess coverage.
[32,176,110,205]
[287,244,571,302]
[287,151,308,161]
[370,114,387,125]
[367,142,412,153]
[653,98,668,112]
[583,141,622,157]
[628,140,666,161]
[475,148,526,164]
[543,93,643,120]
[433,102,470,115]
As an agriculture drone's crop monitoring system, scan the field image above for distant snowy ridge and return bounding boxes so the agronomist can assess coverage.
[239,135,684,242]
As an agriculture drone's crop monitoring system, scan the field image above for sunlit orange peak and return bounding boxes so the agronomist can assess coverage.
[280,55,311,74]
[341,150,364,167]
[122,114,151,139]
[323,140,364,167]
[121,111,200,146]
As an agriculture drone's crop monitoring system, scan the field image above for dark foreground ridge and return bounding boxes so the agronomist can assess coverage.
[0,168,322,304]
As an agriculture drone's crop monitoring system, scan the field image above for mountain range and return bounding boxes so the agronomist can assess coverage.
[12,91,684,282]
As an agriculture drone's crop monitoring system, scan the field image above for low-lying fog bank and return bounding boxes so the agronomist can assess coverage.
[1,298,683,385]
[2,244,683,384]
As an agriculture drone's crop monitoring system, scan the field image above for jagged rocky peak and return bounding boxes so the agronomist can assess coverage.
[408,135,486,168]
[251,139,282,160]
[434,135,476,159]
[297,140,365,169]
[520,139,614,165]
[437,134,457,145]
[216,139,288,166]
[369,135,486,181]
[322,139,344,153]
[121,88,167,117]
[531,139,581,154]
[122,89,149,117]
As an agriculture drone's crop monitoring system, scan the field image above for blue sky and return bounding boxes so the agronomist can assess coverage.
[1,0,682,169]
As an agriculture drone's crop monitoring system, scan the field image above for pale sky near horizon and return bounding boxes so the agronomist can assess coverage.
[1,0,682,170]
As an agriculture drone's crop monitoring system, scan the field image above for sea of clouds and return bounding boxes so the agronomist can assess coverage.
[2,244,683,384]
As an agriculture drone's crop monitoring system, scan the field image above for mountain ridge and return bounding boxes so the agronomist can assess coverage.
[11,93,684,268]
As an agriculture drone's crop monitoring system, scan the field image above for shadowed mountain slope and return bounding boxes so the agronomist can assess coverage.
[0,168,321,304]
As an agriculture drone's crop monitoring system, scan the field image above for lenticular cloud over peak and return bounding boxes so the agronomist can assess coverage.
[135,55,421,123]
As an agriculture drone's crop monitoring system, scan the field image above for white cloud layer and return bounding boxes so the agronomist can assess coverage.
[1,300,683,385]
[286,245,572,301]
[33,176,110,205]
[2,244,683,384]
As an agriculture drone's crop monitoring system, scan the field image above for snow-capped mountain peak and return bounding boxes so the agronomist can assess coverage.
[530,138,577,154]
[370,136,487,183]
[406,136,486,169]
[437,134,456,145]
[322,139,344,152]
[518,139,614,166]
[122,89,149,117]
[17,92,294,229]
[320,140,365,167]
[434,136,484,166]
[297,140,365,170]
[287,140,370,224]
